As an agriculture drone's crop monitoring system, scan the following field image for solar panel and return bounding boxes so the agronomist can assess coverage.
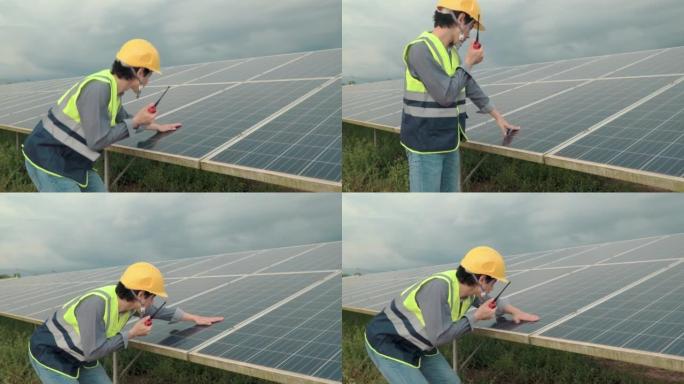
[120,84,229,120]
[255,50,342,80]
[544,50,661,81]
[467,77,677,153]
[342,46,684,190]
[0,241,342,383]
[138,272,331,350]
[341,234,684,371]
[118,79,326,158]
[196,277,341,381]
[540,263,684,356]
[0,49,342,191]
[151,59,247,85]
[608,46,684,77]
[207,81,341,182]
[553,82,684,177]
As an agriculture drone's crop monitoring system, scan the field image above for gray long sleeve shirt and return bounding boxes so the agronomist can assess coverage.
[75,296,185,362]
[407,42,494,113]
[76,81,143,152]
[415,279,510,347]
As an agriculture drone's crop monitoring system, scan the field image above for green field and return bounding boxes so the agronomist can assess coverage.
[0,130,289,192]
[343,311,681,384]
[0,316,271,384]
[342,124,656,192]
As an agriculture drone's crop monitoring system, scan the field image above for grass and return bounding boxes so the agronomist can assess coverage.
[0,317,271,384]
[343,311,681,384]
[0,130,290,192]
[342,123,656,192]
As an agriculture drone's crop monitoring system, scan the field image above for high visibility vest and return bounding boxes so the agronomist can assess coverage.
[29,285,131,378]
[384,270,472,351]
[23,69,121,187]
[400,32,468,153]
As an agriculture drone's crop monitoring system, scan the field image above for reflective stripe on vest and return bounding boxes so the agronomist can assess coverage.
[45,285,131,362]
[384,270,472,351]
[400,32,468,153]
[40,70,121,162]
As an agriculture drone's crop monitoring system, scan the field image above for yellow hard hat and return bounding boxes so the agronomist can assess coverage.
[460,246,507,282]
[437,0,486,31]
[115,39,162,74]
[120,262,168,298]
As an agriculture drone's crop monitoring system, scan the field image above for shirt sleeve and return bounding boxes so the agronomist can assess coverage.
[74,296,127,362]
[415,279,472,347]
[76,81,139,151]
[407,43,494,113]
[142,304,186,324]
[472,293,510,317]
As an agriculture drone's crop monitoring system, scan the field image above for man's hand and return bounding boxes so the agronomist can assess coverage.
[127,316,153,340]
[495,116,520,137]
[465,44,484,68]
[474,299,497,321]
[133,104,157,128]
[147,123,182,132]
[512,311,540,324]
[191,315,224,326]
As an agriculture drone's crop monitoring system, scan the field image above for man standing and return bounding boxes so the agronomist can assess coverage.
[28,262,223,383]
[365,246,539,383]
[401,0,520,192]
[23,39,182,192]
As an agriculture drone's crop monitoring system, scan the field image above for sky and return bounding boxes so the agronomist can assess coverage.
[343,0,684,82]
[343,194,684,273]
[0,194,341,275]
[0,0,341,82]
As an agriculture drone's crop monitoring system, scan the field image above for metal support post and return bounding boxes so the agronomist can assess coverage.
[104,151,110,191]
[112,351,119,384]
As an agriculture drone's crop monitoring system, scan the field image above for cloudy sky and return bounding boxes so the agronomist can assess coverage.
[0,194,341,275]
[0,0,341,82]
[343,194,684,273]
[343,0,684,82]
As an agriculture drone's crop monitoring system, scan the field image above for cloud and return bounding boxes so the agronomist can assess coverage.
[342,194,684,272]
[342,0,684,82]
[0,0,341,82]
[0,194,341,274]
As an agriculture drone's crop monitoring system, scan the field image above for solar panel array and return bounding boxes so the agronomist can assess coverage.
[342,46,684,190]
[0,49,342,191]
[342,233,684,370]
[0,241,342,384]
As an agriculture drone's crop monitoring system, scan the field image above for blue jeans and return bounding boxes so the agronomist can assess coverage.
[25,159,106,192]
[407,150,461,192]
[30,353,112,384]
[366,341,461,384]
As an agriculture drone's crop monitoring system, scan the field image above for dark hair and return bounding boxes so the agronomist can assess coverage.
[111,60,151,80]
[116,281,153,301]
[456,265,495,286]
[434,10,473,28]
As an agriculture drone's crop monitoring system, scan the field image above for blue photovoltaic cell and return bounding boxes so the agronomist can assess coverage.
[210,81,340,181]
[554,81,684,177]
[198,277,341,381]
